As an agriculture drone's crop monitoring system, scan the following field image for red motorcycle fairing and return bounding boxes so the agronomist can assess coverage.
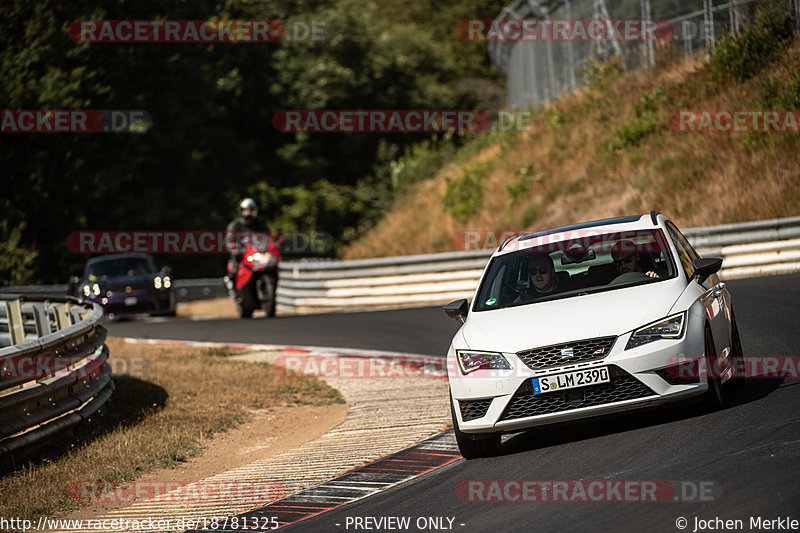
[235,265,253,289]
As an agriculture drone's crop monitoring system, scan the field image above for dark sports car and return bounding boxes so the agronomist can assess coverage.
[69,253,176,318]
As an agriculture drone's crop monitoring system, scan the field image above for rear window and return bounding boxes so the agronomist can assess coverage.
[474,229,677,311]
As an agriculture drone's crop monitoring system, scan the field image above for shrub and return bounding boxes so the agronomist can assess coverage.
[711,2,794,81]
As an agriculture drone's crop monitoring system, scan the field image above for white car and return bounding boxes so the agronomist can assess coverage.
[443,212,744,459]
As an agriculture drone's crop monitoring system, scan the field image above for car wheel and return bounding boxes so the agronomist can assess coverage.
[728,309,746,388]
[450,394,501,459]
[703,327,724,407]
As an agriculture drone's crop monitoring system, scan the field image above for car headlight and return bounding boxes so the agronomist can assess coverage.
[456,350,512,374]
[154,276,162,289]
[625,312,686,350]
[92,283,100,296]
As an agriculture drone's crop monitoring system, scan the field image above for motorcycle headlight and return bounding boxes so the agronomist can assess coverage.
[154,276,162,289]
[163,276,171,288]
[625,312,686,350]
[82,284,91,297]
[456,350,511,374]
[252,252,271,263]
[92,283,101,296]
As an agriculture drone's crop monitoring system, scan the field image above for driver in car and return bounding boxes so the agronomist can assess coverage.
[527,252,561,295]
[611,240,659,278]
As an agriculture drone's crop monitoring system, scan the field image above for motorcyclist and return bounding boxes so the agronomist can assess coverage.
[224,198,282,293]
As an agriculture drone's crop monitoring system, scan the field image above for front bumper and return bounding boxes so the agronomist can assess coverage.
[449,326,708,434]
[91,289,174,316]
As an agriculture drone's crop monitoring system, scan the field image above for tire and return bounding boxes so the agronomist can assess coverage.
[703,327,724,407]
[728,310,746,388]
[261,275,277,318]
[237,303,254,318]
[450,394,501,459]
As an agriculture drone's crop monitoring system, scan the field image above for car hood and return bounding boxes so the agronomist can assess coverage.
[92,274,156,291]
[461,279,684,352]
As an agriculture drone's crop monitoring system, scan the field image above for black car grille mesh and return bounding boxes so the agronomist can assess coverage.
[459,399,493,422]
[499,366,655,421]
[516,336,617,371]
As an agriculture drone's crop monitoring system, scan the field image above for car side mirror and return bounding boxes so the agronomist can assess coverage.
[692,257,722,285]
[443,299,468,324]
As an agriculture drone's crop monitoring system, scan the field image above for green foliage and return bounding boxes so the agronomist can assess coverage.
[0,222,38,286]
[442,163,488,224]
[711,2,795,81]
[1,0,504,282]
[610,88,666,149]
[506,165,538,204]
[578,55,624,91]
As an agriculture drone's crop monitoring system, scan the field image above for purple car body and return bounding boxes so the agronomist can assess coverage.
[70,253,176,318]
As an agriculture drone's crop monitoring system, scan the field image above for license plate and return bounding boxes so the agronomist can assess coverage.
[532,367,610,394]
[124,297,138,306]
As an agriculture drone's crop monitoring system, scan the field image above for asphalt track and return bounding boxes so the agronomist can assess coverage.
[108,273,800,533]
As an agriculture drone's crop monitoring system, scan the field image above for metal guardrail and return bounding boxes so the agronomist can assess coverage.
[0,295,113,460]
[275,215,800,313]
[2,216,799,314]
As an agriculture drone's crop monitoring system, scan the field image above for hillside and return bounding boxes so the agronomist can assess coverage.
[345,38,800,258]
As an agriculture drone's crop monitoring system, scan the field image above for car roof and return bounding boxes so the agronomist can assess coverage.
[86,253,153,265]
[495,213,665,256]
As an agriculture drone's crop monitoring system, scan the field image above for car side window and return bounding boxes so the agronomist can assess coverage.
[666,226,695,280]
[666,221,700,261]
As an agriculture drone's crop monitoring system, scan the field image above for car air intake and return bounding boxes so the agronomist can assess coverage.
[459,399,493,421]
[499,366,655,421]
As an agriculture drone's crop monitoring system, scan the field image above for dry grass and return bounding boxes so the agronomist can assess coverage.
[0,338,344,521]
[345,43,800,259]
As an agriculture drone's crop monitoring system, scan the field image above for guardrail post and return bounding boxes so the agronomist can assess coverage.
[5,299,25,345]
[32,303,53,337]
[54,303,72,330]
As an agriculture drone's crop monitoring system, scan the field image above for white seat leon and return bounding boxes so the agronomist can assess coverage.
[443,213,743,459]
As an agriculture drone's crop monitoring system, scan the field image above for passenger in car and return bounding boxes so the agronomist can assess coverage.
[611,241,659,278]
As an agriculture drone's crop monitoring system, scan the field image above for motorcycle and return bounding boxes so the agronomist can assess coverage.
[226,237,281,318]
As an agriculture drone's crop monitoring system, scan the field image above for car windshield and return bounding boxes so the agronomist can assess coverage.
[87,256,156,279]
[474,229,677,312]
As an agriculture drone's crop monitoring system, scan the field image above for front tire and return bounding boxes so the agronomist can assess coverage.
[703,327,724,407]
[728,309,746,388]
[260,274,277,318]
[450,395,501,459]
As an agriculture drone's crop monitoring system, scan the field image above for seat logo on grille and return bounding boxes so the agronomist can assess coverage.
[560,347,574,358]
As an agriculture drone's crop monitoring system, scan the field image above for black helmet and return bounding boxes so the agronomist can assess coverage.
[238,198,258,219]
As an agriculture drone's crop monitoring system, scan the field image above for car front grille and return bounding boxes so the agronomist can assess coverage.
[498,366,655,421]
[459,399,493,422]
[516,336,617,371]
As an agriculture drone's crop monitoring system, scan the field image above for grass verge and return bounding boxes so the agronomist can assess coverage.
[0,338,344,522]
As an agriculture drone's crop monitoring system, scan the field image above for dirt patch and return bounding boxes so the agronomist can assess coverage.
[176,298,239,318]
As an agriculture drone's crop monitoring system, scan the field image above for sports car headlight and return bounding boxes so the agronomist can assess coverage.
[625,312,686,350]
[456,350,511,374]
